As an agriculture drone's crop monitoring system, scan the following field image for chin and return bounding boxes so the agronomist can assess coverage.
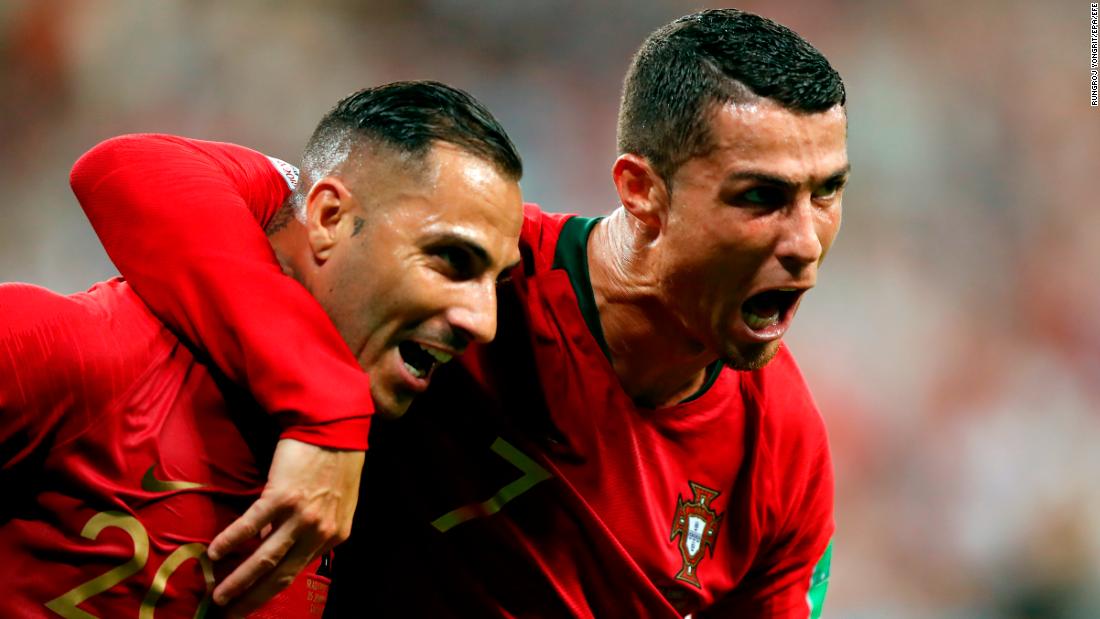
[370,389,413,420]
[722,339,782,371]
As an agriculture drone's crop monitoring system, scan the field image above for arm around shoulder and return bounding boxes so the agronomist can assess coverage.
[70,133,373,449]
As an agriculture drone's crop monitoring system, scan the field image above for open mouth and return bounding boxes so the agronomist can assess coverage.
[741,288,802,332]
[397,341,454,380]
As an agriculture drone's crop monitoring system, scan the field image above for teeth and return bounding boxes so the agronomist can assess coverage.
[419,345,453,364]
[744,310,780,330]
[778,288,796,292]
[404,362,427,379]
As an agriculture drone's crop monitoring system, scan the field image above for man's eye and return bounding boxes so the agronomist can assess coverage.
[434,248,474,279]
[740,187,785,207]
[812,182,842,201]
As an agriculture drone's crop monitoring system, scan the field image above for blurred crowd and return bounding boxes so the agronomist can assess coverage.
[2,1,1097,617]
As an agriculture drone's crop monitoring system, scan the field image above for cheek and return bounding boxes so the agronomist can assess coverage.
[816,208,842,257]
[335,250,412,330]
[664,246,744,326]
[669,228,763,292]
[393,269,457,319]
[310,259,379,348]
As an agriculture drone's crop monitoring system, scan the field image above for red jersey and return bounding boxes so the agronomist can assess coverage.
[0,280,329,617]
[73,135,834,618]
[326,209,833,618]
[0,135,366,617]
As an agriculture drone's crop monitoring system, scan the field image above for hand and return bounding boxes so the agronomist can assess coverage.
[206,437,365,617]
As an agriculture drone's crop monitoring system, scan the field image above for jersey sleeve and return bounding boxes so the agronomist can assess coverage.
[69,134,373,450]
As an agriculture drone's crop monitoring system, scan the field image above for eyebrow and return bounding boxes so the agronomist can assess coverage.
[428,231,489,261]
[725,163,851,189]
[425,231,520,273]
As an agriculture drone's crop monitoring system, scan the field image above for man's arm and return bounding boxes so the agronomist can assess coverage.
[70,134,373,448]
[70,134,370,616]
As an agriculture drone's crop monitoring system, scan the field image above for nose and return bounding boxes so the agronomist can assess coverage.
[776,198,823,273]
[446,278,498,345]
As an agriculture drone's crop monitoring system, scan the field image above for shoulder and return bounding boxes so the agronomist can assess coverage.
[0,280,167,405]
[518,203,575,274]
[1,281,75,325]
[1,281,118,340]
[2,278,156,333]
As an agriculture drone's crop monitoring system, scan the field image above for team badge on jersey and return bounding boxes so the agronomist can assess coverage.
[669,481,724,587]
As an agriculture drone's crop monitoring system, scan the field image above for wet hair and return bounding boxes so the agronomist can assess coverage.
[617,9,846,183]
[285,80,522,221]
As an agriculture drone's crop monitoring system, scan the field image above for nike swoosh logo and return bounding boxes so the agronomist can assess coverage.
[141,465,206,493]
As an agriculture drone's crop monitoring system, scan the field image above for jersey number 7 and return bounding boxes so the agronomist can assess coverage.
[430,437,551,533]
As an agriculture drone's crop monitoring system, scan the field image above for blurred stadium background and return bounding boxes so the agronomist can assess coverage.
[2,1,1098,617]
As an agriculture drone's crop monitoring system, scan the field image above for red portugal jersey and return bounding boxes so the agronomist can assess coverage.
[0,280,331,617]
[326,207,833,618]
[0,134,371,618]
[72,135,834,618]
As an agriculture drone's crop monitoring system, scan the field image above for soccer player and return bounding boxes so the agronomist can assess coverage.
[0,81,523,617]
[75,9,847,618]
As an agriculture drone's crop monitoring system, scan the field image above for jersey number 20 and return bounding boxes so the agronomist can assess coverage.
[45,511,214,619]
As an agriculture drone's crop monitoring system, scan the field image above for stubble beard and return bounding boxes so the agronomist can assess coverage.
[721,339,781,372]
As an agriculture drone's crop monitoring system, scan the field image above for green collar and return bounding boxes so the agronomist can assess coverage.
[552,215,721,404]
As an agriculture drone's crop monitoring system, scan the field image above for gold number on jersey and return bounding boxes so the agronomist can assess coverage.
[45,511,149,619]
[141,543,215,619]
[44,511,212,618]
[430,437,551,533]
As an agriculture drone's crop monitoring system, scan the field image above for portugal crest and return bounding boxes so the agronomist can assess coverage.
[669,481,723,588]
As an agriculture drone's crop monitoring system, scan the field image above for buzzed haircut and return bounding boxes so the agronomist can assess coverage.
[617,9,846,184]
[282,81,522,225]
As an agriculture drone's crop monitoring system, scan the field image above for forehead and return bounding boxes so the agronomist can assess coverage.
[689,100,848,184]
[374,143,523,261]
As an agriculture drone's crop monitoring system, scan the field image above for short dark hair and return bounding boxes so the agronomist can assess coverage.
[617,9,846,183]
[318,80,521,180]
[286,81,522,220]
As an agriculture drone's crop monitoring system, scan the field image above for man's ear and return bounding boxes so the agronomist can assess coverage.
[611,154,669,236]
[304,175,355,263]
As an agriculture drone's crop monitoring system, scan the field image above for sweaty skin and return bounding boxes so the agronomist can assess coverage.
[269,142,523,417]
[591,99,848,408]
